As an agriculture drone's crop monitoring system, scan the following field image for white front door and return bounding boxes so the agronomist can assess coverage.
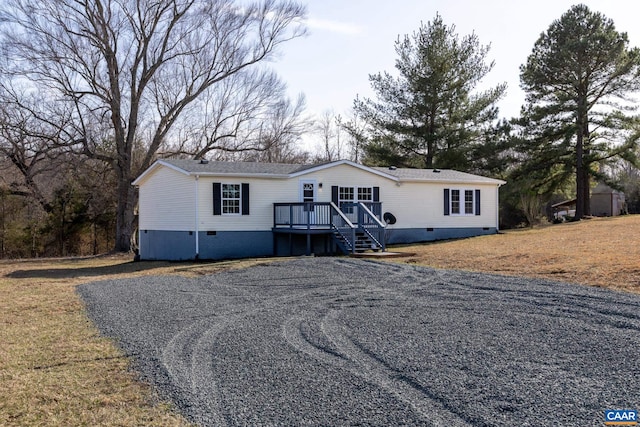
[300,180,316,224]
[300,180,316,204]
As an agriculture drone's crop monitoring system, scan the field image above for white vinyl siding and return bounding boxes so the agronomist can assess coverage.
[381,182,493,229]
[137,166,195,231]
[199,177,294,231]
[139,162,500,233]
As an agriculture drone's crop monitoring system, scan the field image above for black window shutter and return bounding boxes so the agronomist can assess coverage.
[475,189,481,215]
[332,186,339,205]
[213,182,221,215]
[444,189,450,216]
[373,186,380,202]
[242,183,250,215]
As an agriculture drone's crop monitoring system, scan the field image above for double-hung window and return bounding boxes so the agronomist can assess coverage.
[451,189,461,215]
[445,188,480,216]
[464,190,474,214]
[222,184,241,215]
[213,182,249,216]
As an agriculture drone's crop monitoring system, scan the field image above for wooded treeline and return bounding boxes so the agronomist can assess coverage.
[1,2,640,258]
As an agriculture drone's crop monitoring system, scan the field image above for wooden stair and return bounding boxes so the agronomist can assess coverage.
[333,230,380,254]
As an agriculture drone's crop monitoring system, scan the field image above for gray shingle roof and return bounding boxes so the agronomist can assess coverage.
[372,167,505,184]
[153,158,504,185]
[160,159,316,175]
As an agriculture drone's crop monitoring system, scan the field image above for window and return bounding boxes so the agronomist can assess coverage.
[339,186,355,205]
[464,190,474,214]
[358,187,373,202]
[339,186,374,205]
[451,189,461,214]
[332,186,379,211]
[222,184,241,215]
[339,186,355,212]
[213,182,249,216]
[445,188,480,216]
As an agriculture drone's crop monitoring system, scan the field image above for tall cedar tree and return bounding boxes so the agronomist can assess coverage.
[520,4,640,219]
[353,14,506,169]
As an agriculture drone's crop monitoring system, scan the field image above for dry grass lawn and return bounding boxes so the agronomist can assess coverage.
[0,215,637,426]
[0,256,283,427]
[390,214,640,294]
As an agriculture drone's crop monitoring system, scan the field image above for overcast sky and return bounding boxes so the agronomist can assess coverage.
[270,0,640,129]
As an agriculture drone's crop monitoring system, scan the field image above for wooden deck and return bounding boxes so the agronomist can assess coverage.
[272,202,386,255]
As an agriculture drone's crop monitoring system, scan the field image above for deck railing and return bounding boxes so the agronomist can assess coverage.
[274,202,333,229]
[357,202,386,251]
[273,201,385,253]
[330,202,356,253]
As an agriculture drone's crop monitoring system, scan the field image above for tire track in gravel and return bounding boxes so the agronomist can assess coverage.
[283,309,471,427]
[79,257,640,426]
[161,271,352,426]
[282,260,640,427]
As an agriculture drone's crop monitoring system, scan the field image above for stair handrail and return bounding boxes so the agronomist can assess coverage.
[329,202,357,253]
[329,202,356,228]
[357,202,386,251]
[358,203,386,228]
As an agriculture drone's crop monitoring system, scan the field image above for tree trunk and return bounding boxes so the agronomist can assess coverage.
[575,100,588,220]
[582,121,591,216]
[426,115,436,168]
[575,132,585,220]
[581,169,591,216]
[114,170,136,253]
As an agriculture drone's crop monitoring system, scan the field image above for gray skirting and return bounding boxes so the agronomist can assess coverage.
[138,227,498,260]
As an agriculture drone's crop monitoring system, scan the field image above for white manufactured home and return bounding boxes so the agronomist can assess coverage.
[132,159,505,260]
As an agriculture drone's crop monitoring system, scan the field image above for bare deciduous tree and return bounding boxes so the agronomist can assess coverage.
[0,0,307,252]
[0,86,78,213]
[245,94,311,163]
[170,71,310,162]
[314,110,344,162]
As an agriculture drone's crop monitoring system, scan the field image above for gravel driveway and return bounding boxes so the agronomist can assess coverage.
[78,258,640,426]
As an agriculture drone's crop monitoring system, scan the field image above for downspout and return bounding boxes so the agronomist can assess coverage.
[496,184,502,232]
[195,175,199,259]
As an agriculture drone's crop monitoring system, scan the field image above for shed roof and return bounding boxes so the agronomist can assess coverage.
[592,182,622,195]
[551,199,577,209]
